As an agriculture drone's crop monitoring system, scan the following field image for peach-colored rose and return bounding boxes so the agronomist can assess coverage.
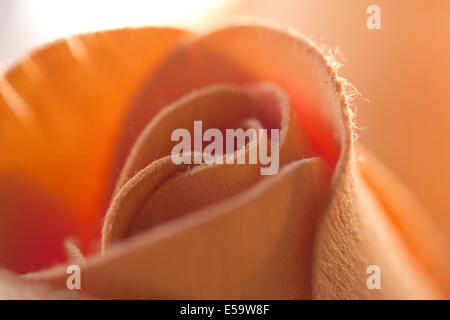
[0,21,449,299]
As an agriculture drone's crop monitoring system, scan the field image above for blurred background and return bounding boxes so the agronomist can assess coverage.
[1,0,450,236]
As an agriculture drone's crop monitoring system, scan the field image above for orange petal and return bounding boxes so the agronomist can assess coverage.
[103,83,309,247]
[113,23,342,177]
[4,22,449,300]
[313,145,450,298]
[0,27,191,273]
[27,72,332,299]
[29,158,331,299]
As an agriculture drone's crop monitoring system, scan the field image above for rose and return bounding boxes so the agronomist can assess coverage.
[0,21,449,299]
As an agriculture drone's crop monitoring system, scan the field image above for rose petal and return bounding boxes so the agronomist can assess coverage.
[0,27,191,271]
[28,157,331,299]
[113,24,342,175]
[312,144,450,299]
[103,83,308,247]
[2,22,448,299]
